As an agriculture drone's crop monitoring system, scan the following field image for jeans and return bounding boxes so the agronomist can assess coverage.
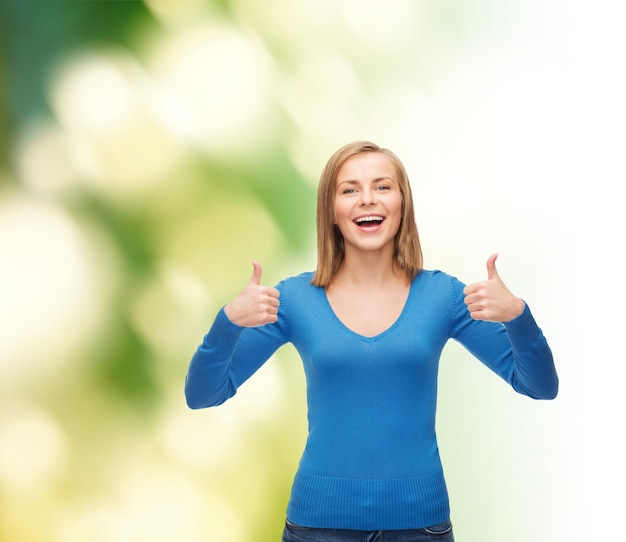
[281,518,454,542]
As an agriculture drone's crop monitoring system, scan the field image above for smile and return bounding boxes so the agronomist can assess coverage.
[354,215,385,227]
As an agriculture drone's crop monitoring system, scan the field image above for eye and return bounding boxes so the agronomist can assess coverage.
[375,184,391,191]
[341,187,357,195]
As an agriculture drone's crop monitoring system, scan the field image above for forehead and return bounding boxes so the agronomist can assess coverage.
[336,152,396,182]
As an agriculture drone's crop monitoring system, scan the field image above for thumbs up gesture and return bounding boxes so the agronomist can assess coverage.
[224,260,280,327]
[463,254,525,323]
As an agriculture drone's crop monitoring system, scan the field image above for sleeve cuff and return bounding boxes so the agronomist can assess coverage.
[202,307,245,358]
[503,302,544,351]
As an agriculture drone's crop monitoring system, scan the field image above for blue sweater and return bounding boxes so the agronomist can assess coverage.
[185,270,558,530]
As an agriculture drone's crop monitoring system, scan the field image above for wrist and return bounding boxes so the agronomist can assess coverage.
[508,298,525,321]
[223,303,237,324]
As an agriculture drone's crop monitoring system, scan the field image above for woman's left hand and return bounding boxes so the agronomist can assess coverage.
[463,254,525,323]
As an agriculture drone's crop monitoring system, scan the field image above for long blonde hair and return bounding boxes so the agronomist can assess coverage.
[311,141,423,287]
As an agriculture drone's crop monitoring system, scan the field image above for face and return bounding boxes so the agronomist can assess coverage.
[334,152,403,257]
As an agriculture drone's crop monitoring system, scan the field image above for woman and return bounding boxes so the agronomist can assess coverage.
[185,141,559,542]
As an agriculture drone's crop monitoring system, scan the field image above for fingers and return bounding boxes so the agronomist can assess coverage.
[463,288,489,320]
[462,253,500,320]
[249,259,263,285]
[463,253,501,296]
[245,261,280,325]
[261,287,280,313]
[252,283,280,325]
[225,261,281,327]
[463,254,524,322]
[249,260,279,309]
[486,253,500,281]
[250,260,279,321]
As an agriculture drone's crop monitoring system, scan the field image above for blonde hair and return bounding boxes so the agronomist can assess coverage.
[311,141,423,287]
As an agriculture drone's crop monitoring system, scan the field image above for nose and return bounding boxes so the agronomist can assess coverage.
[359,187,376,206]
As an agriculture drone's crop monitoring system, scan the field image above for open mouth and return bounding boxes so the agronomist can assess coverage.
[354,215,385,227]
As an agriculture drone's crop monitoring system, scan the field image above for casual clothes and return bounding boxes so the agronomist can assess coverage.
[185,270,558,530]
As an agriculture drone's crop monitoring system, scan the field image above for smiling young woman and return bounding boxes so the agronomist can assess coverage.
[184,140,559,542]
[333,153,403,257]
[321,149,412,339]
[312,141,422,288]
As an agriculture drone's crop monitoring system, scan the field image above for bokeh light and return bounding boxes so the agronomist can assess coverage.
[0,193,115,386]
[1,1,624,541]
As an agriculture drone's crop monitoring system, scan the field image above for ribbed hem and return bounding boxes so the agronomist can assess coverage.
[286,470,450,530]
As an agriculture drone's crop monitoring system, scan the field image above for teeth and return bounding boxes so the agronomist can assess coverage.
[355,216,384,223]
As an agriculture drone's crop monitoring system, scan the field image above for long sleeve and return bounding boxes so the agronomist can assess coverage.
[185,293,290,409]
[449,276,558,400]
[184,270,558,531]
[501,303,559,398]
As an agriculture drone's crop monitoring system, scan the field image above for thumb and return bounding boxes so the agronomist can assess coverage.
[249,259,263,285]
[486,253,500,281]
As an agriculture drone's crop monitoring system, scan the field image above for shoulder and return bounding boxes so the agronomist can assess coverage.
[274,272,324,325]
[275,271,319,298]
[413,268,460,285]
[414,268,441,281]
[276,271,315,288]
[412,269,466,299]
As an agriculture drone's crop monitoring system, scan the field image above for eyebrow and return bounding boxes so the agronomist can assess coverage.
[336,176,395,186]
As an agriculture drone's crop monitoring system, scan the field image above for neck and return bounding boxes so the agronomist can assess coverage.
[333,246,404,289]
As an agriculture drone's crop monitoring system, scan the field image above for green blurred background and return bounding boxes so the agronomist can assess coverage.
[1,1,624,541]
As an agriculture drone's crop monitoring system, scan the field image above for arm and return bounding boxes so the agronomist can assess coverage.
[452,256,558,399]
[184,261,287,409]
[184,309,288,408]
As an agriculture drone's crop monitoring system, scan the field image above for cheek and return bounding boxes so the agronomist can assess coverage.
[333,200,348,223]
[392,196,403,217]
[392,199,404,230]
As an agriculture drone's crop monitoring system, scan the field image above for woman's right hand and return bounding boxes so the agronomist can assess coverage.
[224,260,280,327]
